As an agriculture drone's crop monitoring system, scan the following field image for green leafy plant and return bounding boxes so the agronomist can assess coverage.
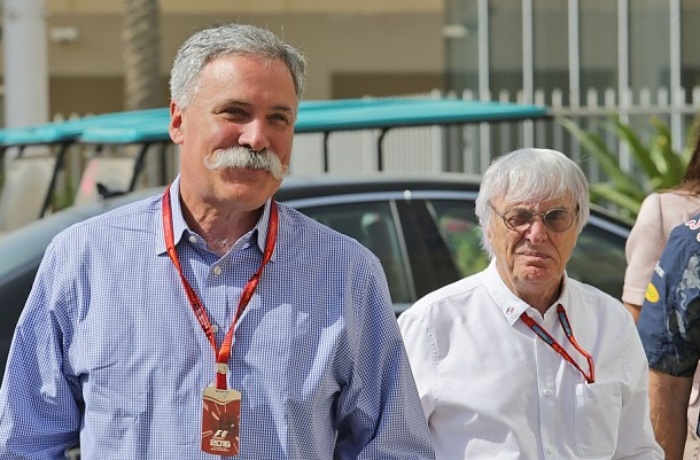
[558,115,693,220]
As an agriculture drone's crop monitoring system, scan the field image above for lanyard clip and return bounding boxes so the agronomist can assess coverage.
[216,363,229,376]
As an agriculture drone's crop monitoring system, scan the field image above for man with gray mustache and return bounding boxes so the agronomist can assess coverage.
[0,23,434,459]
[205,146,287,180]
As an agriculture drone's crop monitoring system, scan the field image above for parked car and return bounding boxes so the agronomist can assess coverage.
[0,173,630,386]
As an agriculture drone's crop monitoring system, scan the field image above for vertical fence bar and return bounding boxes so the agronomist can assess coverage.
[617,0,631,171]
[477,0,491,171]
[670,0,683,151]
[522,0,534,146]
[585,89,599,182]
[551,89,564,153]
[534,89,547,147]
[568,0,581,108]
[478,0,490,100]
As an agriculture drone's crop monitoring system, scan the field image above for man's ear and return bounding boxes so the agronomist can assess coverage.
[169,101,184,145]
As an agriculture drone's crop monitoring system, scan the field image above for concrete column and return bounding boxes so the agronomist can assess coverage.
[3,0,49,128]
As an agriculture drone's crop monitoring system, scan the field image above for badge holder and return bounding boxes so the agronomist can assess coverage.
[201,365,241,456]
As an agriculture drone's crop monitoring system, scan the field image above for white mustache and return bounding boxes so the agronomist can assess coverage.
[203,147,288,180]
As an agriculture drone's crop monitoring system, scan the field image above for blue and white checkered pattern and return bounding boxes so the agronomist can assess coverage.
[0,177,434,459]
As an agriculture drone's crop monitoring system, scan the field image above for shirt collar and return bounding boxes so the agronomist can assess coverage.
[483,259,569,326]
[157,175,276,260]
[168,175,188,248]
[254,198,276,261]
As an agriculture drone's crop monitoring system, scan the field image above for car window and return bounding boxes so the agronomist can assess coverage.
[429,199,489,278]
[426,199,627,300]
[567,223,627,299]
[395,200,462,300]
[299,201,413,304]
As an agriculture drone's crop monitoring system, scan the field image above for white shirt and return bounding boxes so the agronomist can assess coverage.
[398,261,662,460]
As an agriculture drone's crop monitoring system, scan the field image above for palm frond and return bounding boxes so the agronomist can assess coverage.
[558,114,693,220]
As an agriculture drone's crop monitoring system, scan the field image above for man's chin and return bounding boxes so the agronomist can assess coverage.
[520,265,562,283]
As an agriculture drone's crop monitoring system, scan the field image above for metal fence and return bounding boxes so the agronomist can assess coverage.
[48,87,700,186]
[291,88,699,186]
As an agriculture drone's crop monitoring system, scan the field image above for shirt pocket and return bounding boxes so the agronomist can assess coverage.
[573,382,622,458]
[79,383,147,457]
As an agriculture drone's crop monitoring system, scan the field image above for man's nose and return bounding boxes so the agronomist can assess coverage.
[238,119,271,153]
[525,215,549,243]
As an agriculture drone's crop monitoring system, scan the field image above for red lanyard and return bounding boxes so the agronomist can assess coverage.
[520,304,595,384]
[161,186,279,390]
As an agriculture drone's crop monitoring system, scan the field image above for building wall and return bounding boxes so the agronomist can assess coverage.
[46,0,442,15]
[22,2,445,116]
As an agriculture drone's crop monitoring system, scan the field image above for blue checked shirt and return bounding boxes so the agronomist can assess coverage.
[0,177,434,460]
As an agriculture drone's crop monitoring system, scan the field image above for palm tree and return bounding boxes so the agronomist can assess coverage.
[122,0,162,110]
[119,0,163,189]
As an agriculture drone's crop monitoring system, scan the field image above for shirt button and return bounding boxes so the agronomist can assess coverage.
[547,446,554,455]
[211,324,219,333]
[543,389,553,397]
[188,235,197,244]
[213,266,222,276]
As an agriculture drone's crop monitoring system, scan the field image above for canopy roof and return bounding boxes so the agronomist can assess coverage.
[0,98,549,147]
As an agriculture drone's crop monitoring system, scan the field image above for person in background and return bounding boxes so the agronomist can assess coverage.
[624,131,700,322]
[0,23,434,459]
[623,129,700,459]
[399,148,663,459]
[638,207,700,460]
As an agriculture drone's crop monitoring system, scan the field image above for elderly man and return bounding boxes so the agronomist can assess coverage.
[0,24,434,459]
[398,148,662,459]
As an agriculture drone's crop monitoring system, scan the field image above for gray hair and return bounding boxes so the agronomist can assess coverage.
[169,23,307,109]
[474,148,590,256]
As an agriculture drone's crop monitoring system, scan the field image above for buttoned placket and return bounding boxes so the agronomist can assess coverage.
[530,308,560,459]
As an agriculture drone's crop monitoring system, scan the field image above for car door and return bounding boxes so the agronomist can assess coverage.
[287,192,466,315]
[289,190,629,316]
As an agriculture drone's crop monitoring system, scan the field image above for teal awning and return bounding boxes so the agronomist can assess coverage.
[0,98,549,147]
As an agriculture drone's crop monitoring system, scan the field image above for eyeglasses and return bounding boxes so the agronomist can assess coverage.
[488,201,577,233]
